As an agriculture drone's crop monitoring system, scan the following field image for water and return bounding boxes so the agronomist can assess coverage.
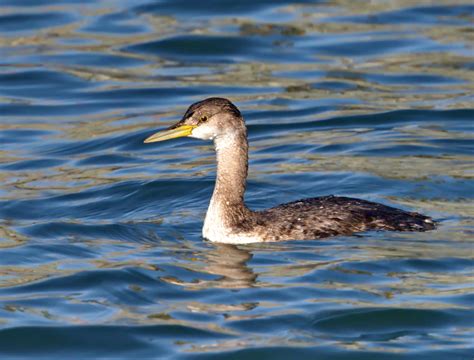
[0,0,473,358]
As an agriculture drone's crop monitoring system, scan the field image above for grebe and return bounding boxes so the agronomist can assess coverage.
[144,97,435,244]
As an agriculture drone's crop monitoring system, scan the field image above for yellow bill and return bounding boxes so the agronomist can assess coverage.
[144,124,196,143]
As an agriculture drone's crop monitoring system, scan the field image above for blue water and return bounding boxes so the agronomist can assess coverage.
[1,1,473,359]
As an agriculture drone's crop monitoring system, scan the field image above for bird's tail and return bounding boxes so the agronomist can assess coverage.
[369,210,437,232]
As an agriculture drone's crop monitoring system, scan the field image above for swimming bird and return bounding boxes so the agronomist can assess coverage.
[144,97,435,244]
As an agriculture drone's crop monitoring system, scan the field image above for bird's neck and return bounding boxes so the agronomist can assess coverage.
[213,131,248,209]
[203,130,250,238]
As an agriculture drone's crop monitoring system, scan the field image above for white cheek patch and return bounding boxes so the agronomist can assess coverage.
[190,126,215,140]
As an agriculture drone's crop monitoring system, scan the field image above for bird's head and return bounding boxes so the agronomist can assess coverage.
[144,97,244,144]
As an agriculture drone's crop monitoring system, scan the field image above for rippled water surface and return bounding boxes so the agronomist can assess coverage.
[1,0,473,359]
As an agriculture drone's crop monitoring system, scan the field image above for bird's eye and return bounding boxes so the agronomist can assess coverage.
[200,116,208,122]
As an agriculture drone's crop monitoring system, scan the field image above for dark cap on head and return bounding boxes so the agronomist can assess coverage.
[183,97,241,120]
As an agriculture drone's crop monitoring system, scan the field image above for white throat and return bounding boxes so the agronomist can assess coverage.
[202,132,249,243]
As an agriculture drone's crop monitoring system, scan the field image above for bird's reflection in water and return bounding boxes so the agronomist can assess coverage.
[161,243,257,289]
[204,243,257,288]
